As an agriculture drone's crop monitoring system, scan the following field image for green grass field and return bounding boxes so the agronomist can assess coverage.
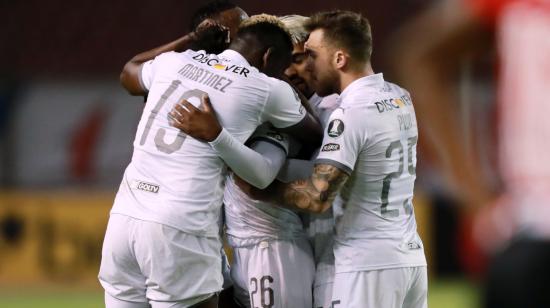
[0,279,479,308]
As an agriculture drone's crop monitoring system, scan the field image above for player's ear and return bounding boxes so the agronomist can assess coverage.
[334,50,347,70]
[261,47,273,71]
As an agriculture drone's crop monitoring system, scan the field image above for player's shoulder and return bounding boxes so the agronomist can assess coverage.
[157,50,185,60]
[260,77,297,102]
[329,107,368,126]
[250,123,287,141]
[266,76,292,91]
[248,123,291,155]
[152,50,194,66]
[345,80,413,115]
[383,81,411,97]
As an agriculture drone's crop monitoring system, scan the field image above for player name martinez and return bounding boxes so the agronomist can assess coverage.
[375,95,413,113]
[178,63,234,93]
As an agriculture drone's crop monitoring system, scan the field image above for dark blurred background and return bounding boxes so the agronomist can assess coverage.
[0,1,486,307]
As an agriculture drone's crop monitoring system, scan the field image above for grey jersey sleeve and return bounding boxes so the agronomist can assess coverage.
[209,128,288,189]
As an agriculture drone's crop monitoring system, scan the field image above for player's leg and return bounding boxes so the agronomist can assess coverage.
[246,239,315,308]
[219,247,244,308]
[331,268,409,308]
[99,214,149,307]
[229,246,253,307]
[133,220,223,308]
[219,286,245,308]
[313,281,334,308]
[312,263,335,308]
[402,266,428,308]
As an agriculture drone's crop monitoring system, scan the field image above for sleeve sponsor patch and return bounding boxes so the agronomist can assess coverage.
[321,143,340,152]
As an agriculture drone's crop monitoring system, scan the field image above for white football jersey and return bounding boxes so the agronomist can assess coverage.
[223,123,306,247]
[111,49,305,237]
[316,74,426,272]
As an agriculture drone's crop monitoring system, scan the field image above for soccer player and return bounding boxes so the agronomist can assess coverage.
[207,15,320,308]
[281,14,339,308]
[170,15,338,308]
[390,0,550,307]
[98,14,322,308]
[172,10,428,308]
[279,11,428,308]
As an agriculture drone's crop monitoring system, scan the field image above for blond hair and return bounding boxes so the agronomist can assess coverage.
[279,15,310,45]
[240,13,291,38]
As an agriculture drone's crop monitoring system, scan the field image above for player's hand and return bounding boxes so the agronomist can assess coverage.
[192,18,230,54]
[169,95,222,142]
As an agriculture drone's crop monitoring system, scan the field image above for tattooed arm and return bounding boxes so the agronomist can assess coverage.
[279,164,349,213]
[236,163,349,213]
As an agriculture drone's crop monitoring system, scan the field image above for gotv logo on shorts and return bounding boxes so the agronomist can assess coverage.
[131,180,160,194]
[327,119,344,138]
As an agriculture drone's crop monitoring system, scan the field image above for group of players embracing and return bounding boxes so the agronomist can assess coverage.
[98,2,427,308]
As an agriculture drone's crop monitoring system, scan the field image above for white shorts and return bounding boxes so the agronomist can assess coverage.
[99,214,223,307]
[331,266,428,308]
[230,238,315,308]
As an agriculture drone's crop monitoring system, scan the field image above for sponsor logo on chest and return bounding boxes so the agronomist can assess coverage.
[192,54,250,77]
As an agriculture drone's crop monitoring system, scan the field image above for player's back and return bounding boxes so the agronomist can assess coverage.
[318,74,426,271]
[222,124,306,247]
[111,49,302,238]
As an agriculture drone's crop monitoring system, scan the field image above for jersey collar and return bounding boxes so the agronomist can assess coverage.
[339,73,385,107]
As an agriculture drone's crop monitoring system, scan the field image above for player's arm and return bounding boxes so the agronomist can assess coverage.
[387,0,494,205]
[234,162,348,213]
[120,34,197,96]
[120,20,229,96]
[279,163,349,213]
[236,138,288,188]
[242,109,363,212]
[170,96,287,189]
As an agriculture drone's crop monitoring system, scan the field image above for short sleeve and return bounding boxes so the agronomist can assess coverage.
[315,108,366,175]
[139,59,155,91]
[246,124,290,155]
[262,80,306,129]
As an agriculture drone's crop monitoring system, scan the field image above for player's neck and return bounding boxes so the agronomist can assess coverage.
[339,62,375,93]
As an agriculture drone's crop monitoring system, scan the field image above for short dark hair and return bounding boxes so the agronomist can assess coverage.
[189,1,238,31]
[305,10,373,64]
[236,14,293,61]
